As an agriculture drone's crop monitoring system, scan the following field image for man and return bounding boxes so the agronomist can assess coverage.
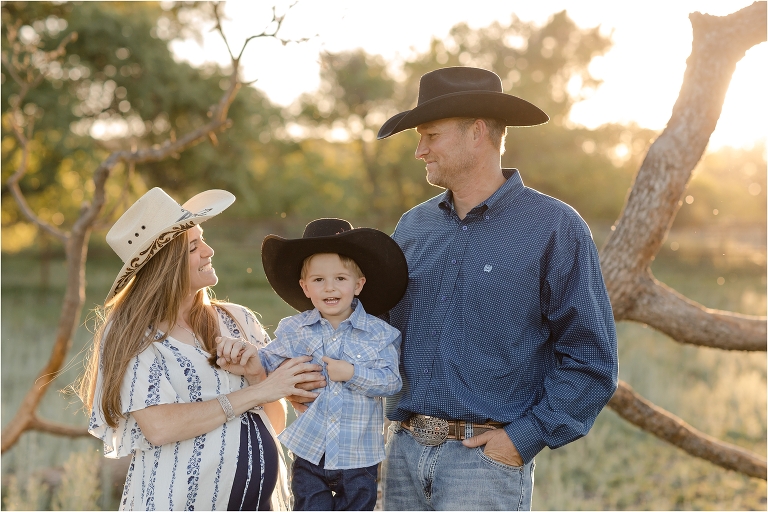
[377,66,618,510]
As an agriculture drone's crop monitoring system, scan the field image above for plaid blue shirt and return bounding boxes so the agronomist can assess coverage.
[259,300,402,469]
[386,169,618,464]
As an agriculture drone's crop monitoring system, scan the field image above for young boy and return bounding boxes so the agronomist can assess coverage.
[259,218,409,511]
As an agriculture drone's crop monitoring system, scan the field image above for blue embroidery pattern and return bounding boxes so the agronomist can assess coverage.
[169,441,180,509]
[216,306,241,338]
[146,359,162,407]
[167,343,202,402]
[122,455,135,508]
[145,445,161,510]
[211,422,227,509]
[185,433,206,510]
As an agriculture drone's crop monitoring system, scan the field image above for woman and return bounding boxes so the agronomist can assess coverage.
[78,188,321,510]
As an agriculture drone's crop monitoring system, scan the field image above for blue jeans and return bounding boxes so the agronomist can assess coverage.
[381,422,535,510]
[291,455,379,511]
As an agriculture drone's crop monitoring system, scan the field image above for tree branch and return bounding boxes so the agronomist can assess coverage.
[609,380,766,479]
[623,272,767,351]
[29,416,90,438]
[601,1,767,319]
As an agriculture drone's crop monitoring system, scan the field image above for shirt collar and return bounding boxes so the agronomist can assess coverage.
[439,168,525,216]
[299,298,371,331]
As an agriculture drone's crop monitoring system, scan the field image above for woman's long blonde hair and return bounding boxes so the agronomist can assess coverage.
[77,230,222,428]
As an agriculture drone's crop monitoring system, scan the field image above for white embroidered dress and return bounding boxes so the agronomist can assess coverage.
[88,304,289,511]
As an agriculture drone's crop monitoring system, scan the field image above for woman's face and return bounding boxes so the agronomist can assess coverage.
[187,225,218,293]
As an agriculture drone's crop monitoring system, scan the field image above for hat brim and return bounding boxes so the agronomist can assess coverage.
[377,91,549,139]
[262,229,408,316]
[105,189,235,304]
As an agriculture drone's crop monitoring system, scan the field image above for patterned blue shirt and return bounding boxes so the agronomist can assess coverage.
[387,169,618,464]
[259,300,402,469]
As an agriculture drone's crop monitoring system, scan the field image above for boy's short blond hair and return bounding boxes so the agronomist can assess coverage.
[300,253,365,280]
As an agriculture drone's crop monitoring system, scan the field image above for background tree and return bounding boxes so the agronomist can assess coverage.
[0,0,302,453]
[602,1,766,478]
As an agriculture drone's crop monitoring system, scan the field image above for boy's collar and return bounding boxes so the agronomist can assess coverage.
[300,298,372,330]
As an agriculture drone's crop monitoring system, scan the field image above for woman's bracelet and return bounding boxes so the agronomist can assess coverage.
[216,394,236,422]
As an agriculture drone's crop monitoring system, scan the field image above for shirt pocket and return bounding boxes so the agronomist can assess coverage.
[342,343,380,365]
[296,335,325,365]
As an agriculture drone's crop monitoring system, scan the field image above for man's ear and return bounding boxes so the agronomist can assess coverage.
[472,119,487,144]
[354,276,367,296]
[299,279,311,298]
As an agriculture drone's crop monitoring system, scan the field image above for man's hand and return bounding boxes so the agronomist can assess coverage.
[462,429,523,467]
[321,356,354,382]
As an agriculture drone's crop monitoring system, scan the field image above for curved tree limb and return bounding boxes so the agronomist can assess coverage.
[623,272,767,351]
[609,380,766,479]
[2,50,68,242]
[29,416,90,439]
[601,1,767,322]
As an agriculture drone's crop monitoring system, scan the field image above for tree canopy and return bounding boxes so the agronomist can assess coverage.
[2,2,764,252]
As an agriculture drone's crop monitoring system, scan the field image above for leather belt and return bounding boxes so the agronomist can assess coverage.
[401,415,505,446]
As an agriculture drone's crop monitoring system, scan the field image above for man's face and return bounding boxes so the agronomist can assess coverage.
[415,118,475,190]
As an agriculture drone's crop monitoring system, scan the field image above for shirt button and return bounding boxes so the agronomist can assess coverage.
[451,259,456,264]
[424,369,430,374]
[334,391,339,395]
[356,354,361,358]
[441,295,446,301]
[462,225,467,231]
[431,330,437,336]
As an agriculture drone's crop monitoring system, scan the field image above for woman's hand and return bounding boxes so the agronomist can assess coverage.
[253,356,323,404]
[278,357,327,413]
[215,336,264,384]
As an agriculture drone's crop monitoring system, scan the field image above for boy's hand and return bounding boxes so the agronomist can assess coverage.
[321,356,354,382]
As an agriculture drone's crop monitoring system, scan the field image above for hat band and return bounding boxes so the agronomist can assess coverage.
[113,221,196,295]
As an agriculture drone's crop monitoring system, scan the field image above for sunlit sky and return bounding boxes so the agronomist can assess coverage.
[171,0,767,150]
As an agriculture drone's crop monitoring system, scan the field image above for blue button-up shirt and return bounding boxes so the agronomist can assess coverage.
[259,300,402,469]
[387,169,618,464]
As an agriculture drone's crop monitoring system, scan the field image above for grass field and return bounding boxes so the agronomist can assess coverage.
[1,219,765,510]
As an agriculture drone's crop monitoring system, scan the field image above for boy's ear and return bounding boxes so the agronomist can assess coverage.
[299,279,311,298]
[354,276,366,296]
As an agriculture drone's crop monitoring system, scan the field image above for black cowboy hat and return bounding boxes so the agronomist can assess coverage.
[377,66,549,139]
[261,218,408,316]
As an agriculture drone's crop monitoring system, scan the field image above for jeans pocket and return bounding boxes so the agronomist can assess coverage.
[363,463,379,482]
[476,447,524,472]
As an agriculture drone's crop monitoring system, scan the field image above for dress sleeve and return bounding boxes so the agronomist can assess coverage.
[217,303,270,348]
[88,343,181,458]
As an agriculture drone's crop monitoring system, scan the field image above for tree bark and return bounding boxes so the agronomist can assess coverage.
[600,1,767,479]
[610,381,766,479]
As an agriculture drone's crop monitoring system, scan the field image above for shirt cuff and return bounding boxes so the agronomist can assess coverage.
[504,415,547,464]
[345,363,370,393]
[258,350,277,373]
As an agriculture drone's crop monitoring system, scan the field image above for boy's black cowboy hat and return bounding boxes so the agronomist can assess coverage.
[261,218,408,316]
[377,66,549,139]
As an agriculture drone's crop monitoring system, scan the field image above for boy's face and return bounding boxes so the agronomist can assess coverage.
[299,253,366,326]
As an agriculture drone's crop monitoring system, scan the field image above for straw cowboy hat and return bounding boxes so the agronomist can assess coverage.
[377,66,549,139]
[105,187,235,303]
[262,218,408,316]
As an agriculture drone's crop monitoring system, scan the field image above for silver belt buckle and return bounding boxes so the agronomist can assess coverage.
[410,415,449,446]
